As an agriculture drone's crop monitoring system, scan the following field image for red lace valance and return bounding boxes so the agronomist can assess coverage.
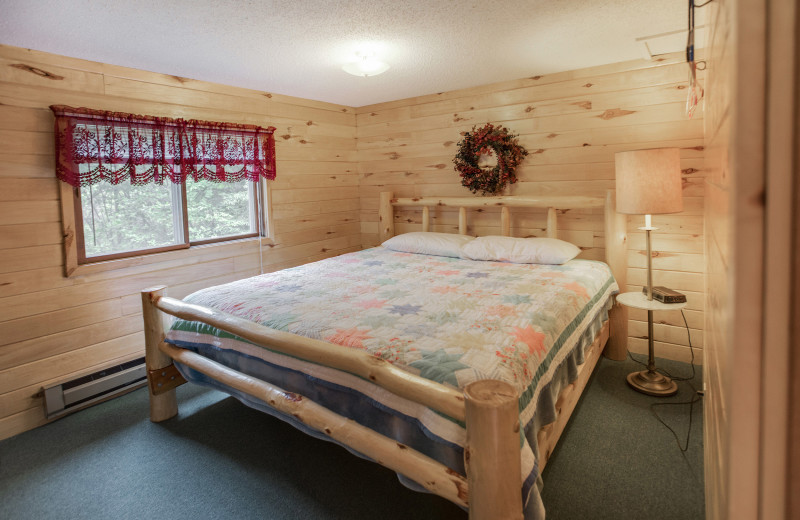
[50,105,276,187]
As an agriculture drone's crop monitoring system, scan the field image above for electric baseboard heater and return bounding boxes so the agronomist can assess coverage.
[42,357,147,419]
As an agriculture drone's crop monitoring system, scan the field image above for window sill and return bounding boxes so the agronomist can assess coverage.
[65,235,275,278]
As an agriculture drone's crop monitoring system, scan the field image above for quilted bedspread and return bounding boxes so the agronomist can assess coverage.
[165,246,618,517]
[168,247,617,426]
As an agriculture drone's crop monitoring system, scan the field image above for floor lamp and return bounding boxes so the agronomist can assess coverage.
[615,148,684,396]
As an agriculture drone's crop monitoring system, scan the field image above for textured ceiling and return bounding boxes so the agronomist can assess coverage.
[0,0,704,107]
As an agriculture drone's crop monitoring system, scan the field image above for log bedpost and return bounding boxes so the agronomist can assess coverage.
[459,207,467,235]
[379,191,395,243]
[142,286,179,422]
[546,207,558,239]
[603,190,629,360]
[464,379,524,520]
[422,206,430,232]
[500,207,511,236]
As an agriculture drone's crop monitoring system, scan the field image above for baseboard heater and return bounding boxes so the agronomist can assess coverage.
[43,357,147,419]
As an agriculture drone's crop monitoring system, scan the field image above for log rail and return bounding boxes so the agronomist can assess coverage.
[159,337,471,507]
[379,193,607,243]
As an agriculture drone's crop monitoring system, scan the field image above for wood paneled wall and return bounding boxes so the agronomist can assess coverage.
[0,45,359,440]
[702,1,736,515]
[703,0,769,518]
[704,0,800,518]
[0,45,712,442]
[357,52,705,365]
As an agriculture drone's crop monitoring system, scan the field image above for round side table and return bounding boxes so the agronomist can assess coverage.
[616,291,686,397]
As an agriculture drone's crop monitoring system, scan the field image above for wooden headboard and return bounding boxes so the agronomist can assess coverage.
[378,190,629,359]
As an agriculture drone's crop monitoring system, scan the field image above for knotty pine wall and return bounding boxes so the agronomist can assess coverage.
[0,44,359,440]
[703,0,799,517]
[703,0,736,513]
[357,52,705,366]
[0,45,709,441]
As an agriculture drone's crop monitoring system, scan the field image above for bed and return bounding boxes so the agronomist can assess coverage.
[141,191,629,519]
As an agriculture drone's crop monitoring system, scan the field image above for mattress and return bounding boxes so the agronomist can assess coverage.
[165,246,618,516]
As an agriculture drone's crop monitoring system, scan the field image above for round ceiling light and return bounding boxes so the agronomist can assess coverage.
[342,51,389,77]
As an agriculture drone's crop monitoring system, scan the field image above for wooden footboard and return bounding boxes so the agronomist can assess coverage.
[142,286,525,520]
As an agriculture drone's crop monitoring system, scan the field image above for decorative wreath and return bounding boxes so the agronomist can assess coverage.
[453,123,528,195]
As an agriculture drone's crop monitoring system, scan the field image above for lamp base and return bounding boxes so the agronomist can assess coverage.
[626,370,678,397]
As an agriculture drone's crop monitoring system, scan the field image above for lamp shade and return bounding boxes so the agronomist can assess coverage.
[615,148,683,215]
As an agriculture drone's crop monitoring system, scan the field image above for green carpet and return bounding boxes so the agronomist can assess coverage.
[540,355,704,519]
[0,355,703,519]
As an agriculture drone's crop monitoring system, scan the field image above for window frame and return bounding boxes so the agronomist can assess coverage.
[59,179,272,277]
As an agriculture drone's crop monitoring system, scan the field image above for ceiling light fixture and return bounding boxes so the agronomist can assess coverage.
[342,51,389,77]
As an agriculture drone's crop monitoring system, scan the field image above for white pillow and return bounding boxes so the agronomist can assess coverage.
[460,236,581,264]
[382,232,474,258]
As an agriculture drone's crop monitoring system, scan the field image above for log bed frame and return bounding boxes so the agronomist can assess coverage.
[141,190,628,520]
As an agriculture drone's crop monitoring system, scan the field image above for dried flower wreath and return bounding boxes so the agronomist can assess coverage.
[453,123,528,195]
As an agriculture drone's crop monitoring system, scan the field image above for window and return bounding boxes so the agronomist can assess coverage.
[51,105,276,275]
[75,179,263,263]
[186,178,259,244]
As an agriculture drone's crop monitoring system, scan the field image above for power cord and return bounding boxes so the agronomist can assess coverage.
[627,309,702,452]
[685,0,713,116]
[651,383,702,452]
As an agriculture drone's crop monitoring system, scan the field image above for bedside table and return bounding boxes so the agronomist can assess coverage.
[616,291,686,397]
